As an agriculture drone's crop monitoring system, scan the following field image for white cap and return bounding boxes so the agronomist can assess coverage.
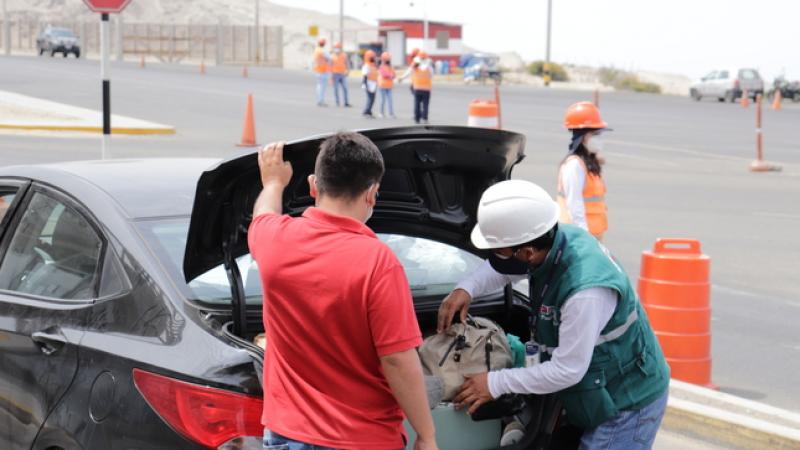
[470,180,560,250]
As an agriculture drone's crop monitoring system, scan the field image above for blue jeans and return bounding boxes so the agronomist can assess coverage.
[379,88,394,116]
[263,430,337,450]
[332,73,349,106]
[316,73,330,105]
[579,390,668,450]
[413,90,430,122]
[363,90,376,115]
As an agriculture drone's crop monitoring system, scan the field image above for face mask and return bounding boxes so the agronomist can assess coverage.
[488,252,529,275]
[585,135,604,154]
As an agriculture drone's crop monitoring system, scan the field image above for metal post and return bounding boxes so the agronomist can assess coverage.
[100,13,110,136]
[544,0,552,87]
[422,0,428,51]
[216,21,223,65]
[338,0,343,44]
[254,0,260,63]
[3,0,9,55]
[756,94,763,162]
[494,83,502,130]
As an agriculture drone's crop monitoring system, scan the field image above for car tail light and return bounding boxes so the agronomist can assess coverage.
[133,368,264,449]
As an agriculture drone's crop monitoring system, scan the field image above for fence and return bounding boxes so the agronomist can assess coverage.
[0,19,283,67]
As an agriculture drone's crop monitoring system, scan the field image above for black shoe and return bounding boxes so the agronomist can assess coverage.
[344,103,352,107]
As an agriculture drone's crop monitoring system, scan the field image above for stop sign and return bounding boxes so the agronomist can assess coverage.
[82,0,132,13]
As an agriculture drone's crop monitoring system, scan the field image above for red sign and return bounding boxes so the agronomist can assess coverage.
[82,0,132,13]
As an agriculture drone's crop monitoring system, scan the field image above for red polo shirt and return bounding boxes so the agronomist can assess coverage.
[248,207,422,450]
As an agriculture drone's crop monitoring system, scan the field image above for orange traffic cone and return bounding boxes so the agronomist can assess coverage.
[140,55,145,68]
[243,65,249,78]
[200,61,206,75]
[237,94,258,147]
[771,90,782,110]
[740,90,750,108]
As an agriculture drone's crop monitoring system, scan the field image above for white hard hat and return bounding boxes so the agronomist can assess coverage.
[470,180,559,250]
[413,56,422,64]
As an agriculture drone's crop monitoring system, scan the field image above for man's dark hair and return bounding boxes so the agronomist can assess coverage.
[513,223,558,252]
[315,132,385,200]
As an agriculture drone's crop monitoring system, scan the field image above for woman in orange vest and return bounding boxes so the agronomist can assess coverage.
[410,51,433,124]
[361,50,379,118]
[312,38,330,107]
[378,52,396,118]
[557,102,609,240]
[330,42,351,107]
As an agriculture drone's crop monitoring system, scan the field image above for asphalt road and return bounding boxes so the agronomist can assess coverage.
[1,55,799,413]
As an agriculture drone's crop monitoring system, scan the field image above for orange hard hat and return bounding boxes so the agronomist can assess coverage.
[564,102,608,129]
[380,51,391,61]
[364,49,376,61]
[333,41,342,49]
[418,50,428,59]
[318,38,326,46]
[410,48,420,57]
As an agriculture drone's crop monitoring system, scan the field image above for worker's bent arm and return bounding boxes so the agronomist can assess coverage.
[253,184,284,217]
[380,348,436,443]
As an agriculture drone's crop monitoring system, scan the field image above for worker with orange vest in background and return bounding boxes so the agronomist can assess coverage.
[312,38,331,107]
[361,49,379,118]
[557,102,609,240]
[378,51,396,118]
[411,51,433,124]
[330,42,351,108]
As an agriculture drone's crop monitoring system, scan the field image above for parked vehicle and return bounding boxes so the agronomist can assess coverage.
[460,53,503,84]
[690,68,763,102]
[766,76,800,103]
[0,127,573,450]
[36,26,81,58]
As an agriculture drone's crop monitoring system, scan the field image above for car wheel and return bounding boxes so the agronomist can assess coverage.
[717,97,725,103]
[690,89,701,101]
[62,51,68,58]
[725,90,736,103]
[38,47,44,56]
[50,49,56,57]
[74,50,80,58]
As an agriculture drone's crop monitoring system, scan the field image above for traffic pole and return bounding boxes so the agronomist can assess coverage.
[749,94,781,172]
[494,82,503,129]
[593,89,600,108]
[100,12,111,159]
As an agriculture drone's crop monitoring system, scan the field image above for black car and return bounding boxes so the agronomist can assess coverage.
[36,27,81,58]
[0,127,567,450]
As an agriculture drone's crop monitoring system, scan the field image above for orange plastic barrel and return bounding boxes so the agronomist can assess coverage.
[638,238,716,388]
[467,100,499,129]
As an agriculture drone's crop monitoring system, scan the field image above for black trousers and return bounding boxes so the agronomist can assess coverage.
[414,89,430,123]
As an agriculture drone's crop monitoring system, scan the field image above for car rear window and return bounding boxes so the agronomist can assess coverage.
[739,69,759,80]
[138,218,491,305]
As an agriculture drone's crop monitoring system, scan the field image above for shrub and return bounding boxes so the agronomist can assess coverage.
[599,67,662,94]
[527,60,569,81]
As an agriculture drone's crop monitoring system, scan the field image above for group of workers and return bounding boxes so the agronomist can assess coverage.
[251,91,669,450]
[312,38,434,123]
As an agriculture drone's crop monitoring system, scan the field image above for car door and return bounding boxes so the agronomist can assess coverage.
[0,183,103,449]
[715,70,731,98]
[698,71,716,96]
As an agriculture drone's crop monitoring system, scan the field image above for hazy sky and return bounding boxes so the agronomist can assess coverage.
[272,0,797,81]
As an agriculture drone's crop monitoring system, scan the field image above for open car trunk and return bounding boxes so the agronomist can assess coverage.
[184,126,575,449]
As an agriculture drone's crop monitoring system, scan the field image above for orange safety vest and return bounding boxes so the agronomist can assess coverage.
[412,67,432,91]
[378,65,395,89]
[313,48,329,73]
[331,52,348,74]
[365,63,378,81]
[557,156,608,238]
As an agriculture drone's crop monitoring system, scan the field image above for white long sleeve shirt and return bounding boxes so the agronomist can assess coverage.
[454,260,617,396]
[560,158,588,232]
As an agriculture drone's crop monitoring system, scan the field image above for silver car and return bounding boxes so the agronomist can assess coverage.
[36,26,81,58]
[690,68,763,102]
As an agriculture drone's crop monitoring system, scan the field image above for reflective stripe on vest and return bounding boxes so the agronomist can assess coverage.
[556,156,607,237]
[539,310,638,355]
[412,67,432,90]
[331,53,348,74]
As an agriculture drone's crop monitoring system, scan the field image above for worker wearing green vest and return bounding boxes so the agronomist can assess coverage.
[438,180,670,449]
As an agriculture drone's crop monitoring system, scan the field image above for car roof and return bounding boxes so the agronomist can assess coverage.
[0,158,220,219]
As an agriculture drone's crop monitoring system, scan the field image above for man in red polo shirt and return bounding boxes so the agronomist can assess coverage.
[248,133,437,450]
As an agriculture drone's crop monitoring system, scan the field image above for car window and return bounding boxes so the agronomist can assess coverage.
[0,190,18,232]
[739,69,758,80]
[0,192,102,300]
[717,70,729,79]
[703,71,717,80]
[139,219,494,305]
[51,29,74,38]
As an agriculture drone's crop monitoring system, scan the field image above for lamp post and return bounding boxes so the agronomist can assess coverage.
[544,0,553,86]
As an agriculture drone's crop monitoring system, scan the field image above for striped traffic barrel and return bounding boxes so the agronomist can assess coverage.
[467,100,499,129]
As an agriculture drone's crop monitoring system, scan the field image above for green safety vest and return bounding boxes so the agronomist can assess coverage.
[530,224,670,429]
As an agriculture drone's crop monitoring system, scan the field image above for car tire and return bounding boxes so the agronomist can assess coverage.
[74,50,80,58]
[725,90,736,103]
[690,89,701,101]
[50,49,56,57]
[63,51,68,58]
[38,47,44,56]
[717,97,725,103]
